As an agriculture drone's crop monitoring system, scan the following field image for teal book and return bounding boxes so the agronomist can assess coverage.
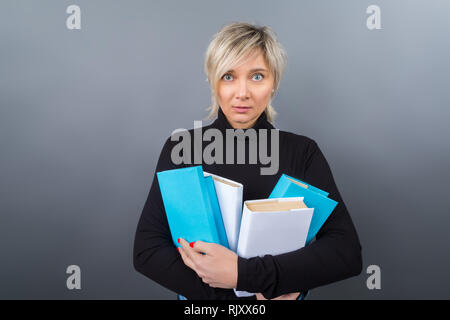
[157,166,229,249]
[269,174,338,245]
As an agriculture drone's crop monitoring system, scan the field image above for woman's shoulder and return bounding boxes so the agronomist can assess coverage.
[278,129,317,149]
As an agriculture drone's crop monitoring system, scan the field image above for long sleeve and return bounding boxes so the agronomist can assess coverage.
[236,139,363,299]
[133,137,255,300]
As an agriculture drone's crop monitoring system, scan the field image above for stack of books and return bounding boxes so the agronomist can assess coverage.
[157,166,338,297]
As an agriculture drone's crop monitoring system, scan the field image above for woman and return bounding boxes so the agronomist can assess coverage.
[133,22,362,300]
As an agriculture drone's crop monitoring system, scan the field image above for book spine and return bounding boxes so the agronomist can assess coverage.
[210,181,230,248]
[269,174,290,198]
[224,189,239,252]
[232,187,244,252]
[236,205,253,259]
[202,176,223,245]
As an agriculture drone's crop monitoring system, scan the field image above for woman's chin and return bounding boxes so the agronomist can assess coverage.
[230,118,258,129]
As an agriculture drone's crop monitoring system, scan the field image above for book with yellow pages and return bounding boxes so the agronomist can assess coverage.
[269,174,338,245]
[234,197,314,297]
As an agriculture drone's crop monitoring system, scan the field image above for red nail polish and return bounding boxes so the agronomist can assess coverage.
[190,242,195,248]
[177,238,180,244]
[177,247,180,252]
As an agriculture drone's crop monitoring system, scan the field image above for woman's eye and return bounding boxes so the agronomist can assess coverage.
[253,73,264,81]
[223,74,233,81]
[222,73,264,81]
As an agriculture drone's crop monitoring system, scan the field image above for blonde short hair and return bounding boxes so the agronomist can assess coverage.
[204,22,287,123]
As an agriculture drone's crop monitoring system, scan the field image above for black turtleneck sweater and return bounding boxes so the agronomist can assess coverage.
[133,108,362,300]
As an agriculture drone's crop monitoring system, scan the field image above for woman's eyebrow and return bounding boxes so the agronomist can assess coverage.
[226,68,268,73]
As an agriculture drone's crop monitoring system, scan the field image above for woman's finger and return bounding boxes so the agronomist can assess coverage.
[178,247,196,272]
[179,238,201,263]
[256,293,267,300]
[272,292,300,300]
[190,240,214,255]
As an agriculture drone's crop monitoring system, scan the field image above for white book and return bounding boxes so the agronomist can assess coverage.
[203,172,243,252]
[234,197,314,297]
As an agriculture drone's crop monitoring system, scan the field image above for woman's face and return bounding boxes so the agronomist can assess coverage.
[216,50,274,129]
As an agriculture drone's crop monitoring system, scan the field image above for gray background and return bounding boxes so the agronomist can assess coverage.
[1,0,449,299]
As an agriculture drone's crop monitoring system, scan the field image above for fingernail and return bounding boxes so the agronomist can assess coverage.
[177,238,180,244]
[177,247,180,252]
[190,242,195,248]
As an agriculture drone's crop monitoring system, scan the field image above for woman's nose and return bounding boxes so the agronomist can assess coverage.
[236,80,250,99]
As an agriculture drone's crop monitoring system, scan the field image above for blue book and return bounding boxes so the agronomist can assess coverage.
[269,174,338,245]
[157,166,229,249]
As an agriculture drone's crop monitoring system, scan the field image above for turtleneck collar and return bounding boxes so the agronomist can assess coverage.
[211,107,275,131]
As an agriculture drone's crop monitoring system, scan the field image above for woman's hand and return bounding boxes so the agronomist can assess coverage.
[177,238,238,289]
[256,292,301,300]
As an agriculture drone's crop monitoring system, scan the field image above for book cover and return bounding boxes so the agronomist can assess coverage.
[234,197,313,297]
[269,174,338,245]
[157,166,229,249]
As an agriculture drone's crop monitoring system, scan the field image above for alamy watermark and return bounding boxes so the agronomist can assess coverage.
[366,5,381,30]
[366,264,381,290]
[66,265,81,290]
[170,120,280,175]
[66,5,81,30]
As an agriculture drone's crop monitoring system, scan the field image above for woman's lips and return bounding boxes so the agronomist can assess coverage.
[232,106,251,113]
